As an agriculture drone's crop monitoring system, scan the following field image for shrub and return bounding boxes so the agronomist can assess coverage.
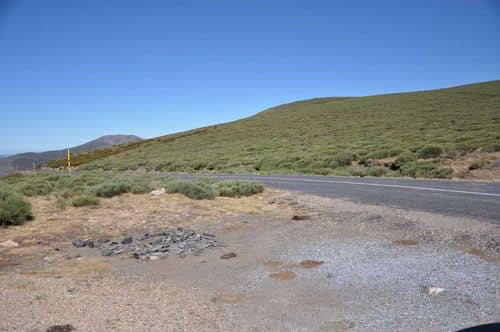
[417,145,443,159]
[93,181,131,198]
[394,152,417,168]
[0,185,33,225]
[72,195,100,207]
[55,198,67,210]
[165,180,217,200]
[400,161,453,179]
[129,179,154,194]
[213,180,264,197]
[468,160,486,170]
[350,169,367,177]
[330,151,358,168]
[20,181,54,196]
[366,166,388,177]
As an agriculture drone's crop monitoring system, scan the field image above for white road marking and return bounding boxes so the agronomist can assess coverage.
[219,175,500,198]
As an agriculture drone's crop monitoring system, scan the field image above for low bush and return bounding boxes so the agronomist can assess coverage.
[400,161,453,179]
[330,151,357,168]
[394,151,418,168]
[129,179,154,194]
[72,195,100,207]
[213,180,264,197]
[93,181,131,198]
[20,181,54,196]
[468,160,486,170]
[165,179,217,200]
[417,145,443,159]
[366,166,387,177]
[0,185,33,225]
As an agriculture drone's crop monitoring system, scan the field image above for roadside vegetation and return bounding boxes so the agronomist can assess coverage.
[0,184,32,226]
[0,172,265,226]
[42,81,500,179]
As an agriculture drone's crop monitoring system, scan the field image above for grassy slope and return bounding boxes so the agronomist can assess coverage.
[46,81,500,178]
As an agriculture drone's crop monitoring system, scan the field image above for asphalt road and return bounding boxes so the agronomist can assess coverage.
[184,174,500,223]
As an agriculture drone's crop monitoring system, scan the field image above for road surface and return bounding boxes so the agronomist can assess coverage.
[183,174,500,223]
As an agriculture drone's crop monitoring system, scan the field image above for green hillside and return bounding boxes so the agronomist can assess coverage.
[46,81,500,179]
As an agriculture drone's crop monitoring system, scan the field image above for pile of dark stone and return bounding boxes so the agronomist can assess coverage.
[72,227,219,260]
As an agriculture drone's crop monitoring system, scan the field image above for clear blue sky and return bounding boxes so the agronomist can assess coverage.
[1,0,499,153]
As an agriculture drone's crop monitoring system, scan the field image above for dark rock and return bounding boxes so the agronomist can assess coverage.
[292,214,310,221]
[67,287,77,294]
[221,252,237,259]
[46,325,75,332]
[72,239,87,248]
[121,236,133,245]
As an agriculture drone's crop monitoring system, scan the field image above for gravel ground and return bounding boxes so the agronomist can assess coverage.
[0,272,236,331]
[1,189,499,331]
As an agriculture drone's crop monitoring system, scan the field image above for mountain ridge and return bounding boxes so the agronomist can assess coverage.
[0,135,142,177]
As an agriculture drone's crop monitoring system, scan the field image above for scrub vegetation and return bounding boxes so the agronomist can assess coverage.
[43,81,500,179]
[0,172,264,225]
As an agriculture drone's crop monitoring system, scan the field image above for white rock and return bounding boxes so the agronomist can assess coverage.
[427,287,445,295]
[150,188,165,196]
[0,240,19,248]
[149,256,159,261]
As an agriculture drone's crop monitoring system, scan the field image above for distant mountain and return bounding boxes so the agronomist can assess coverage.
[0,135,142,177]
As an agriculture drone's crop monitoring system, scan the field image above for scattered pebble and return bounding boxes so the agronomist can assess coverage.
[427,286,445,295]
[0,240,19,249]
[292,214,310,221]
[46,324,75,332]
[220,252,237,259]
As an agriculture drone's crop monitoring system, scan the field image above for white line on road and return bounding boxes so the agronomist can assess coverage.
[219,175,500,197]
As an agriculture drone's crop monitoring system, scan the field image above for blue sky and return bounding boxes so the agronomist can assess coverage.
[1,0,499,153]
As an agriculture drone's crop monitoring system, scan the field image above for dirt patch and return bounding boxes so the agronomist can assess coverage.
[211,293,246,304]
[321,319,355,331]
[393,239,419,246]
[263,260,284,271]
[39,258,111,278]
[269,271,297,280]
[299,259,324,269]
[459,244,499,263]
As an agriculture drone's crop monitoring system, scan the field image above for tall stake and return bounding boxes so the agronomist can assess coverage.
[67,149,71,172]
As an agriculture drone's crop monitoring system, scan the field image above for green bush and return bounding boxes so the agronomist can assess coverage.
[20,181,54,196]
[93,181,131,198]
[165,180,217,200]
[366,166,388,177]
[394,151,418,168]
[417,145,443,159]
[213,180,264,197]
[0,185,33,225]
[400,161,453,179]
[72,195,100,207]
[129,179,154,194]
[331,151,358,168]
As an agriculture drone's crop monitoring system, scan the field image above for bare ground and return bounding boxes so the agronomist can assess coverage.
[1,189,499,331]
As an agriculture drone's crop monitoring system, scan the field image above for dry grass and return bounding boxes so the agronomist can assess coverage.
[0,190,293,263]
[39,258,111,278]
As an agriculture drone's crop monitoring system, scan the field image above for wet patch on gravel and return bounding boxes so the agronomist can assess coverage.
[274,239,500,331]
[298,259,324,269]
[393,239,419,246]
[211,293,246,304]
[268,271,297,280]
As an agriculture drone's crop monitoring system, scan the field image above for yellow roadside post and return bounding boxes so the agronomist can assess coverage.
[67,148,71,172]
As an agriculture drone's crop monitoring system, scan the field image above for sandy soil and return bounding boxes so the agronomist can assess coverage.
[1,189,499,331]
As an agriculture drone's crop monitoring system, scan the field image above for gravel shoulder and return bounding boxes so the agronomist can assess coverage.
[1,189,499,331]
